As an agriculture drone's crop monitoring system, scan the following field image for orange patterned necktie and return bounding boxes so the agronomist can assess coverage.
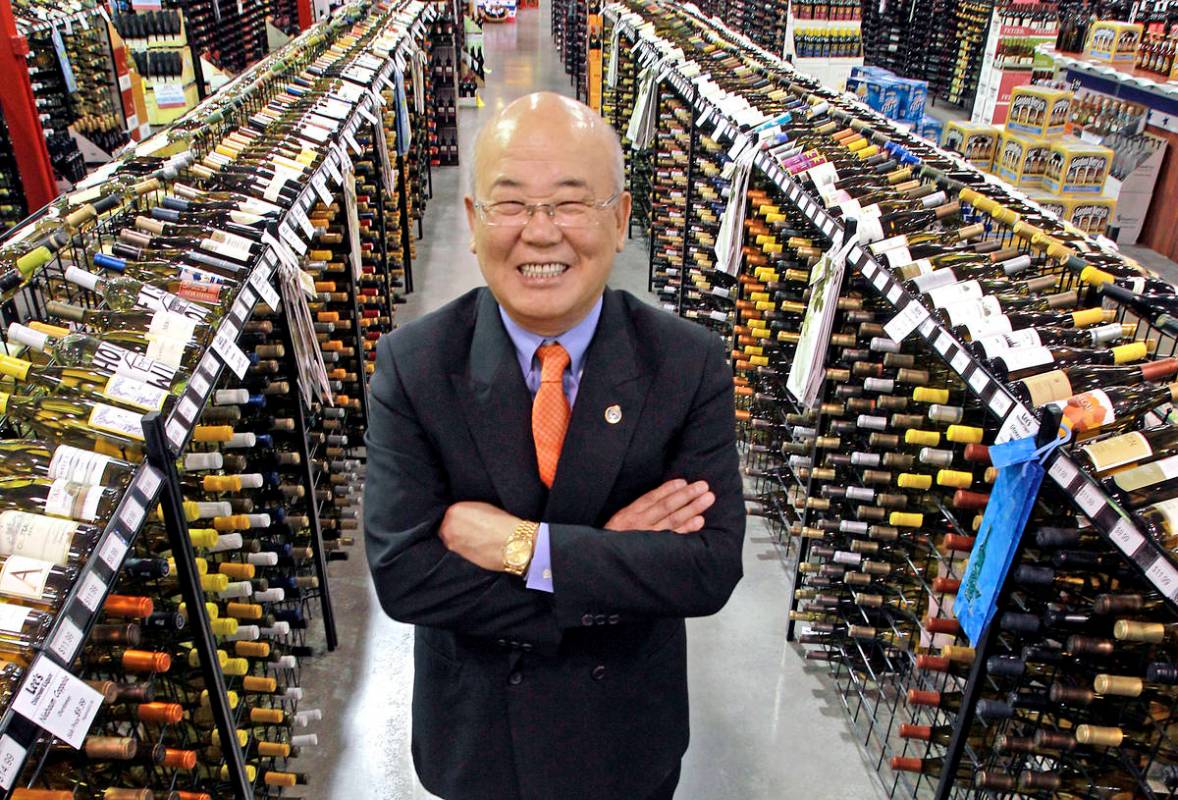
[532,343,571,488]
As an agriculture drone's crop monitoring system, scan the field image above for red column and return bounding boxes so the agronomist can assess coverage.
[0,0,56,210]
[297,0,314,31]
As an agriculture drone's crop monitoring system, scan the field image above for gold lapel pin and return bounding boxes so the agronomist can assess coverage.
[604,404,622,425]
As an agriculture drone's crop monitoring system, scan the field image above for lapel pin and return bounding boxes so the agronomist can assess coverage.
[604,404,622,425]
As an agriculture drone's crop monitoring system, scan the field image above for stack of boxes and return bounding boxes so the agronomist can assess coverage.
[939,83,1117,236]
[844,65,936,137]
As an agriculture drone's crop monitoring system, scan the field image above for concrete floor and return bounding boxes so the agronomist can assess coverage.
[293,3,883,798]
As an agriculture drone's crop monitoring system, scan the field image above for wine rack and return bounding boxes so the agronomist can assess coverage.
[0,1,439,797]
[0,125,27,237]
[429,0,459,167]
[606,2,1178,797]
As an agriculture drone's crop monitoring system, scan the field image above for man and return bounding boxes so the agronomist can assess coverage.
[364,92,745,800]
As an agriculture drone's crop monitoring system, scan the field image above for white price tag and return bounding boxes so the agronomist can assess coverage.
[969,369,989,394]
[77,572,106,612]
[882,301,929,343]
[136,467,161,498]
[47,617,82,664]
[860,259,877,280]
[886,284,903,305]
[249,270,281,312]
[98,533,128,571]
[1109,518,1144,555]
[12,658,103,749]
[950,351,971,374]
[934,336,952,355]
[211,322,240,357]
[118,498,144,531]
[279,222,308,255]
[1146,557,1178,597]
[232,288,256,321]
[176,396,198,423]
[198,353,220,381]
[312,174,334,206]
[1074,482,1105,517]
[165,417,187,451]
[190,371,210,398]
[872,271,889,291]
[290,205,316,239]
[1048,457,1078,486]
[989,392,1013,418]
[0,734,26,790]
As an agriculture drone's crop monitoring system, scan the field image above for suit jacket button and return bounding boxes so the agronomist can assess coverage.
[594,614,606,625]
[509,671,523,686]
[522,643,533,652]
[591,665,606,681]
[608,614,620,625]
[581,614,594,626]
[497,639,507,647]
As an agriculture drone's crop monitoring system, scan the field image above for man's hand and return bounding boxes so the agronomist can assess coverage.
[604,479,715,534]
[439,501,523,572]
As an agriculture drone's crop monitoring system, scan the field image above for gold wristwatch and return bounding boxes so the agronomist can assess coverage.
[503,519,541,576]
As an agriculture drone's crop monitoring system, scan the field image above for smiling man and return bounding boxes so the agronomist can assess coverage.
[364,92,746,800]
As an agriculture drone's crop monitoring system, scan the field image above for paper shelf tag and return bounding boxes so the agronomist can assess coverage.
[98,533,128,572]
[882,301,928,343]
[1108,518,1144,556]
[47,617,82,665]
[1075,482,1105,516]
[77,572,106,612]
[12,658,103,748]
[1146,557,1178,598]
[0,734,24,791]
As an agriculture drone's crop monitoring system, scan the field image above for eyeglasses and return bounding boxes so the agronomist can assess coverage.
[472,192,622,228]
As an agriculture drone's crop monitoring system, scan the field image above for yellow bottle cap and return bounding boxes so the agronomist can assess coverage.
[222,657,250,676]
[26,321,70,337]
[897,473,932,490]
[912,387,950,404]
[946,425,984,444]
[1111,342,1148,364]
[0,355,31,381]
[210,618,239,636]
[889,512,924,528]
[192,425,234,443]
[188,528,219,548]
[937,469,974,488]
[1080,265,1115,285]
[904,429,941,447]
[200,574,230,592]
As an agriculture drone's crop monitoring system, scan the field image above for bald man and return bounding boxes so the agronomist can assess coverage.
[364,93,745,800]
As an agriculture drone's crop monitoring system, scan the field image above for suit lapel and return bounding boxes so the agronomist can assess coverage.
[545,289,652,525]
[451,289,547,519]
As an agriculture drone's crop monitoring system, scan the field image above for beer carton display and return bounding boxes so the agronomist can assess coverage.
[941,121,999,169]
[845,69,928,121]
[992,129,1052,187]
[1041,137,1114,194]
[914,115,944,143]
[892,77,928,121]
[1084,20,1143,62]
[1026,191,1117,236]
[1005,85,1072,137]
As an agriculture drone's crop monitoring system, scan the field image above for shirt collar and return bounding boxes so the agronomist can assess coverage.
[498,295,604,378]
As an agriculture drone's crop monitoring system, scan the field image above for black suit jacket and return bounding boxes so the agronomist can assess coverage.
[364,287,746,800]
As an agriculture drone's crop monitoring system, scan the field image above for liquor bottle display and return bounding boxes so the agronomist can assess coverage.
[0,0,451,794]
[598,1,1178,797]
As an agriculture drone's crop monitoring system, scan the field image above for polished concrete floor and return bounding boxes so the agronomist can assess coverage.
[293,4,882,798]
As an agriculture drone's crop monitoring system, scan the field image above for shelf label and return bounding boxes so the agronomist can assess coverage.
[136,467,161,499]
[190,370,210,398]
[1146,557,1178,598]
[165,417,187,451]
[47,617,83,665]
[77,572,106,613]
[950,351,971,374]
[968,368,990,394]
[988,392,1013,418]
[0,734,25,791]
[882,301,929,343]
[279,221,308,255]
[1048,456,1078,486]
[1108,517,1145,556]
[117,498,144,531]
[311,173,334,206]
[996,407,1040,444]
[12,658,103,749]
[1074,482,1105,517]
[98,532,128,572]
[934,335,952,355]
[250,269,282,312]
[176,395,198,423]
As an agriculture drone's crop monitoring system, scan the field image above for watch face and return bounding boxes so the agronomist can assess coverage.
[506,539,531,566]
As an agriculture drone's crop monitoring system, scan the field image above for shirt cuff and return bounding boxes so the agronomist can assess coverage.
[525,523,554,592]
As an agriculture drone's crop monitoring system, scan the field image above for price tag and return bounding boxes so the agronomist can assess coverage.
[950,351,971,374]
[344,130,363,155]
[0,734,26,790]
[934,336,952,355]
[118,498,144,531]
[325,153,344,186]
[968,368,990,394]
[136,468,162,499]
[211,322,240,358]
[1145,557,1178,598]
[861,261,878,280]
[77,572,106,612]
[1109,517,1144,555]
[250,270,282,312]
[232,287,257,320]
[882,301,929,343]
[279,222,308,255]
[213,337,251,380]
[190,370,210,398]
[198,352,220,382]
[989,392,1013,418]
[12,658,103,748]
[98,533,128,572]
[1074,482,1105,517]
[311,173,334,206]
[821,219,835,237]
[872,271,888,291]
[996,407,1040,444]
[290,204,316,240]
[165,417,187,451]
[917,318,936,337]
[47,617,83,665]
[176,395,198,423]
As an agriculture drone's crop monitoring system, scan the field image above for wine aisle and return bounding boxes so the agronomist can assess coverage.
[296,2,879,798]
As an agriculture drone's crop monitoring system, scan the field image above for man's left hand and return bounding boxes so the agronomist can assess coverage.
[439,501,522,572]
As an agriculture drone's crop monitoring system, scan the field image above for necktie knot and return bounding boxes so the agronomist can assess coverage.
[536,343,570,384]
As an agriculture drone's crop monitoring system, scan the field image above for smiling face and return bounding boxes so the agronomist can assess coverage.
[465,93,632,337]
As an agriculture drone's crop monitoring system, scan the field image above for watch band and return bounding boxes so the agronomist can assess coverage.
[503,519,541,576]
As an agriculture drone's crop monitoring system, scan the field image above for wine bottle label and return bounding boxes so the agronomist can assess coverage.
[964,311,1013,341]
[148,310,198,345]
[0,602,31,634]
[175,281,224,305]
[92,342,176,392]
[47,445,112,484]
[998,345,1053,373]
[135,284,209,322]
[87,403,147,442]
[1068,389,1116,428]
[145,336,189,370]
[1019,370,1073,407]
[857,203,883,219]
[927,279,982,309]
[43,479,103,522]
[0,512,74,566]
[201,235,253,264]
[944,295,1002,328]
[177,265,229,286]
[229,209,266,227]
[0,555,52,601]
[837,198,862,217]
[1111,453,1178,493]
[1082,432,1152,472]
[883,246,914,269]
[857,216,884,244]
[102,375,169,413]
[870,234,909,255]
[1143,497,1178,532]
[976,329,1041,359]
[898,259,933,280]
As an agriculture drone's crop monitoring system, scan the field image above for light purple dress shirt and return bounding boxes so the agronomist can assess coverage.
[498,296,604,593]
